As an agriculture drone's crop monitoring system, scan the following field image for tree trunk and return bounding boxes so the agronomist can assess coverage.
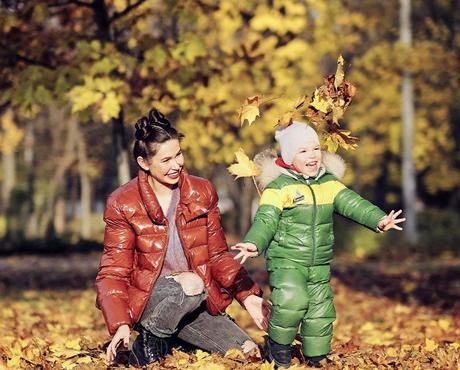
[224,173,256,238]
[1,150,15,213]
[53,197,66,236]
[112,109,131,186]
[24,120,38,238]
[76,125,92,239]
[400,0,418,244]
[41,108,78,239]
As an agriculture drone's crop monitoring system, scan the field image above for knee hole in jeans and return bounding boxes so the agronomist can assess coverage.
[173,271,205,296]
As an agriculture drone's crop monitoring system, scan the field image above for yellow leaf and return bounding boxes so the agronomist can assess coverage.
[293,95,307,109]
[334,54,345,89]
[128,37,137,48]
[195,349,210,361]
[224,347,245,360]
[197,363,226,370]
[113,0,126,12]
[310,89,330,114]
[65,338,81,351]
[360,322,375,332]
[438,318,450,331]
[227,149,261,179]
[6,355,21,368]
[62,358,77,370]
[260,360,276,370]
[277,110,295,128]
[100,92,120,123]
[238,95,261,126]
[386,347,398,357]
[76,356,93,364]
[424,338,438,352]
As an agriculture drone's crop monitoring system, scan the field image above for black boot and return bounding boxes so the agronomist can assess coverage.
[263,335,292,369]
[129,326,170,366]
[305,354,332,368]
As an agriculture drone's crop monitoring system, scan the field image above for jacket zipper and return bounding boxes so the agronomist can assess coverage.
[305,180,317,266]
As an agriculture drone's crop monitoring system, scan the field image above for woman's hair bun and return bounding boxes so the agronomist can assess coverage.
[148,108,171,129]
[134,108,172,141]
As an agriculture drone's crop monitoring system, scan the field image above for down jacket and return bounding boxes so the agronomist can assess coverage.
[244,150,386,270]
[96,169,260,335]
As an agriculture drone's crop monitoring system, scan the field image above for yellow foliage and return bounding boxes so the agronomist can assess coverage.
[0,109,24,155]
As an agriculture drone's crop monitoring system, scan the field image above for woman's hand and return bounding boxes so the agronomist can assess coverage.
[231,242,258,264]
[378,209,406,232]
[243,295,271,331]
[106,324,130,363]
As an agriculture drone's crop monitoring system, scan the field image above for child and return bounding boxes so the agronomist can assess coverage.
[232,121,405,368]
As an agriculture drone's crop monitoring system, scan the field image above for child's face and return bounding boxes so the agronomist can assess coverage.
[292,142,322,177]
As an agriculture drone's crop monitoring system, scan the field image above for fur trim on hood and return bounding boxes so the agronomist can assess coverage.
[254,148,346,190]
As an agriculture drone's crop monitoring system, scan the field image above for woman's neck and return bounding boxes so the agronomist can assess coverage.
[148,175,177,197]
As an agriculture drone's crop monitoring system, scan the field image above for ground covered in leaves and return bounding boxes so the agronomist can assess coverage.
[0,252,459,369]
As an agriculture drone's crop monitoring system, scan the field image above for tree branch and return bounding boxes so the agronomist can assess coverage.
[109,0,146,23]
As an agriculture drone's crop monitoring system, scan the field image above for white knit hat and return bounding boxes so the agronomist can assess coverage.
[275,121,320,165]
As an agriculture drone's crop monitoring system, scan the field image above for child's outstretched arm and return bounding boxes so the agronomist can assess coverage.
[334,186,404,232]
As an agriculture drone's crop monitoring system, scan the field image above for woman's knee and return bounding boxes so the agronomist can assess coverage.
[173,272,205,296]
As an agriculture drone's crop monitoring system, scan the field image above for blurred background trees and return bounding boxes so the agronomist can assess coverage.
[0,0,459,255]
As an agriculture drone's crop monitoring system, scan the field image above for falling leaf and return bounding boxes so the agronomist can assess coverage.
[334,54,345,89]
[228,148,261,179]
[277,110,295,128]
[238,95,261,126]
[293,95,307,109]
[310,89,330,114]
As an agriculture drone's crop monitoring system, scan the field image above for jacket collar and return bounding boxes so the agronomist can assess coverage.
[275,156,326,182]
[137,169,209,224]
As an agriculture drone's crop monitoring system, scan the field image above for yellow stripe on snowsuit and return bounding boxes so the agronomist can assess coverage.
[259,188,285,210]
[259,181,346,210]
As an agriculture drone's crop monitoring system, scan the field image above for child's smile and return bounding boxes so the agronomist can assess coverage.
[292,143,322,178]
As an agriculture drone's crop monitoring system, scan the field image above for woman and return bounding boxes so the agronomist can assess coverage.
[95,108,269,366]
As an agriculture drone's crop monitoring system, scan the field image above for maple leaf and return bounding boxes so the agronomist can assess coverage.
[334,54,345,89]
[238,95,261,126]
[227,148,261,179]
[293,95,307,109]
[310,88,330,114]
[277,110,295,128]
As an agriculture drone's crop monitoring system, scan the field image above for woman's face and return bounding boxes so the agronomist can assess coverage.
[292,142,322,177]
[137,139,184,186]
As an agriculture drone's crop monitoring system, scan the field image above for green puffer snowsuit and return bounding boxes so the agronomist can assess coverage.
[243,151,386,357]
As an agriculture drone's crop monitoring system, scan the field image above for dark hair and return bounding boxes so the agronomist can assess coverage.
[133,108,184,162]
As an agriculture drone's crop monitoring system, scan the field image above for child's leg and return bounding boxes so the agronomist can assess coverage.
[269,268,309,345]
[300,265,336,357]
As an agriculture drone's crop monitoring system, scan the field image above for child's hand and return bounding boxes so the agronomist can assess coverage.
[378,209,406,232]
[231,242,258,264]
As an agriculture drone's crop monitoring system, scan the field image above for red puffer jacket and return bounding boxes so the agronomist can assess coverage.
[96,169,261,335]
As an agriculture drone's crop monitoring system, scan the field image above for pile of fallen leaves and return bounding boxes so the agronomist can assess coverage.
[0,253,459,369]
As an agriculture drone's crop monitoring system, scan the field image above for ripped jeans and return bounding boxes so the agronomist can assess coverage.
[139,276,252,355]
